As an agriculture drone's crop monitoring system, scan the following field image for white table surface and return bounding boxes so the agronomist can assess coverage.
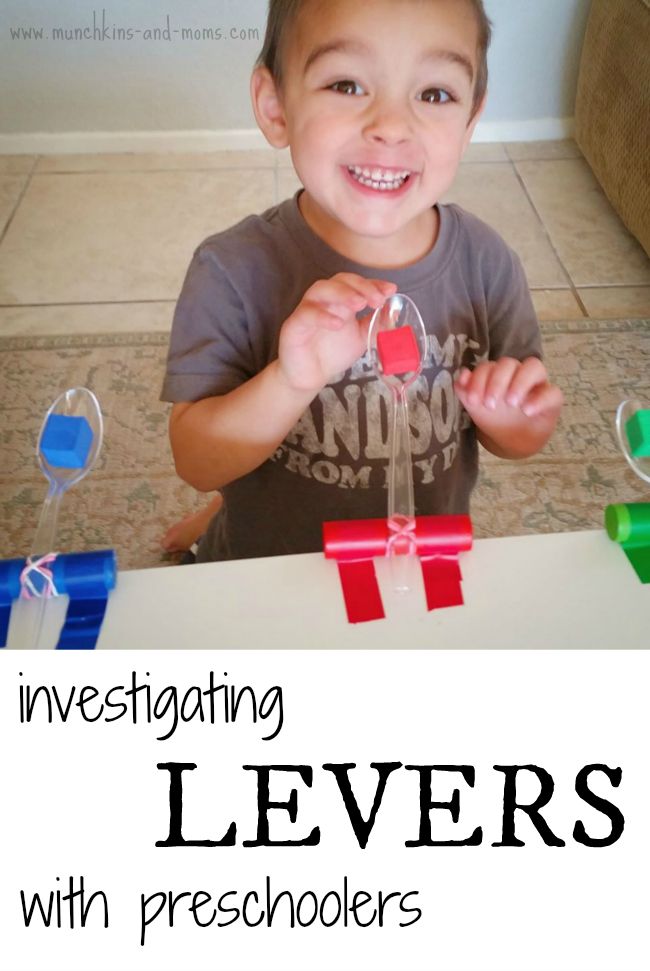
[7,528,648,650]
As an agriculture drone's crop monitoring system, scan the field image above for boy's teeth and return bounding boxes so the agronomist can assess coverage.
[348,165,410,190]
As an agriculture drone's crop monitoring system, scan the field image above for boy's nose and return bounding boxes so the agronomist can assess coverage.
[363,102,412,145]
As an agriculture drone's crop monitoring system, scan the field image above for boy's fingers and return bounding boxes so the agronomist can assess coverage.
[521,383,564,418]
[461,361,492,405]
[285,303,345,342]
[306,275,395,312]
[334,272,397,301]
[455,367,471,389]
[358,309,376,339]
[483,358,519,409]
[505,357,548,406]
[304,281,365,312]
[326,301,361,320]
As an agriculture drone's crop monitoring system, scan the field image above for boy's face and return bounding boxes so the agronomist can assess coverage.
[257,0,484,263]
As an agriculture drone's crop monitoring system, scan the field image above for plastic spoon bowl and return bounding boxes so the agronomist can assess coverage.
[17,387,103,649]
[615,399,650,484]
[367,293,427,591]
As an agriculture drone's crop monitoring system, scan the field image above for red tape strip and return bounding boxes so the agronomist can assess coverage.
[420,555,464,610]
[337,560,385,624]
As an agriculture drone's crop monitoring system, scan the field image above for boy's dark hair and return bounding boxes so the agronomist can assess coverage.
[256,0,492,118]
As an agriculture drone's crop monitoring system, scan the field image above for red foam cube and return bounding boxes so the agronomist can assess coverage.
[376,326,420,376]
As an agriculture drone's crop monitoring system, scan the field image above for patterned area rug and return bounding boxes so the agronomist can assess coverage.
[0,319,648,570]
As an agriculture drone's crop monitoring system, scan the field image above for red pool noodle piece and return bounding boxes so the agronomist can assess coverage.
[323,516,472,622]
[376,327,420,375]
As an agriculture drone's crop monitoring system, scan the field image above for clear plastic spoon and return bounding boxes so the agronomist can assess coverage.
[15,387,104,649]
[615,399,650,484]
[367,293,427,591]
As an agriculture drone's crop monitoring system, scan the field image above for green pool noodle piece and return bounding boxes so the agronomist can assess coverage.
[605,503,650,583]
[625,410,650,458]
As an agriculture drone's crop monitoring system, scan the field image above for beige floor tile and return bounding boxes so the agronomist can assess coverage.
[0,156,36,174]
[577,286,650,319]
[0,176,28,238]
[277,167,303,203]
[35,150,277,173]
[443,163,568,288]
[530,288,585,320]
[516,158,650,287]
[0,302,175,337]
[0,169,275,304]
[506,140,582,162]
[462,142,508,162]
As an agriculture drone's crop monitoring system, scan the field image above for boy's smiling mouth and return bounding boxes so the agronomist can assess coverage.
[346,164,413,192]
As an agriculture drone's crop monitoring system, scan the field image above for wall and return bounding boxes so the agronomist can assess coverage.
[0,0,592,151]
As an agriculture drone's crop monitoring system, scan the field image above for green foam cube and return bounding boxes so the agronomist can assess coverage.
[626,410,650,458]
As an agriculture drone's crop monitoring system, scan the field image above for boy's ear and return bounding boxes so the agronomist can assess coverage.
[250,67,289,149]
[462,92,487,151]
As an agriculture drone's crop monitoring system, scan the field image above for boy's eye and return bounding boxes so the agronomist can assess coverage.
[328,79,364,96]
[419,88,453,105]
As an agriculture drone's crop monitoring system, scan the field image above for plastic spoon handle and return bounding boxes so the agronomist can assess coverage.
[15,483,64,650]
[387,389,417,593]
[31,483,63,564]
[388,388,415,522]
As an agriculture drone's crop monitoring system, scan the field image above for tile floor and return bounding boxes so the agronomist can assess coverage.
[0,139,649,337]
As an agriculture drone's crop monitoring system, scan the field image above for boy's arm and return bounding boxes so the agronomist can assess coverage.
[170,361,315,491]
[169,273,396,492]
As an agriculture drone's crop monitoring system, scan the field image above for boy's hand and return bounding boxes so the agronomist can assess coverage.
[454,357,563,458]
[278,273,397,394]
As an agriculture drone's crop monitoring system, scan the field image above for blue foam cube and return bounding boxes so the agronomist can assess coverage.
[626,410,650,458]
[40,414,93,468]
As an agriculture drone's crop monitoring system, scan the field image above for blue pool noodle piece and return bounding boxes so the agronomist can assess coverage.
[40,414,93,468]
[0,550,117,649]
[0,558,24,646]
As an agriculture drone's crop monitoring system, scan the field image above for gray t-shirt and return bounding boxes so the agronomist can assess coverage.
[162,192,541,561]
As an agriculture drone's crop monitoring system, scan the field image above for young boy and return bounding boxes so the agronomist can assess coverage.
[161,0,563,562]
